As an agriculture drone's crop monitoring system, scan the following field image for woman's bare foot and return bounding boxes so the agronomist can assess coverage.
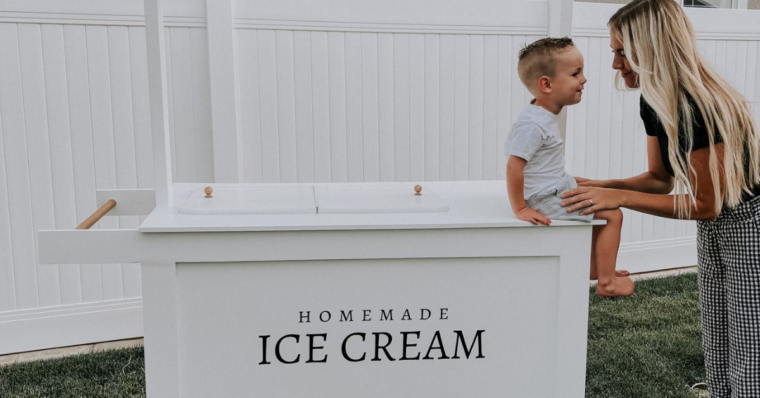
[596,276,635,297]
[615,270,630,277]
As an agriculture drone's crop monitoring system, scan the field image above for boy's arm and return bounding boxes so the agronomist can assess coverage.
[507,155,551,225]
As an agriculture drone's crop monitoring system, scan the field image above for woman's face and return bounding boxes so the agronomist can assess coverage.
[609,28,638,88]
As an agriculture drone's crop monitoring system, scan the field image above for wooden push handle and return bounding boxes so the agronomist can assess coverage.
[76,199,117,229]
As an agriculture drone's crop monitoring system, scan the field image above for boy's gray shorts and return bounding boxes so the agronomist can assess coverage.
[526,175,594,223]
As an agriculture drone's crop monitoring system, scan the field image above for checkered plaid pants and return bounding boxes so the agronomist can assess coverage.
[697,195,760,398]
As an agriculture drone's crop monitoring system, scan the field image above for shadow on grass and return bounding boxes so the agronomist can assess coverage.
[0,273,705,398]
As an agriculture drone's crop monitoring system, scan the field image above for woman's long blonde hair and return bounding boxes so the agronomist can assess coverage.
[609,0,760,217]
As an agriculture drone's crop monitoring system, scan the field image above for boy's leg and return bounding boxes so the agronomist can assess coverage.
[592,209,634,297]
[590,225,601,280]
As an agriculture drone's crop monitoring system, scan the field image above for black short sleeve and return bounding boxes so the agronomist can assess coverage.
[639,95,723,152]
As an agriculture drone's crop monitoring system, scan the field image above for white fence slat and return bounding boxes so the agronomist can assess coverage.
[0,24,39,310]
[393,33,411,181]
[275,30,298,182]
[128,27,152,229]
[715,41,728,85]
[107,26,141,299]
[755,41,760,103]
[496,35,513,181]
[468,35,484,180]
[608,83,624,183]
[573,37,588,177]
[725,41,738,94]
[129,27,154,191]
[345,32,364,182]
[108,27,139,225]
[327,31,348,182]
[0,43,16,311]
[482,35,498,180]
[237,29,263,183]
[18,24,60,308]
[257,30,281,183]
[86,24,123,301]
[294,30,316,183]
[377,33,395,182]
[704,40,716,69]
[595,38,612,182]
[632,99,648,243]
[598,39,619,179]
[189,28,214,183]
[438,34,456,181]
[0,124,15,310]
[453,35,469,181]
[618,93,636,244]
[746,40,757,103]
[735,41,748,99]
[409,34,425,182]
[361,32,380,182]
[584,37,600,179]
[423,34,440,181]
[168,28,197,183]
[41,24,81,306]
[164,29,178,185]
[310,31,332,183]
[63,24,101,304]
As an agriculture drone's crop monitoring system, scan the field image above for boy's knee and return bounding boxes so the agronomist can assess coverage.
[595,208,623,224]
[610,208,623,223]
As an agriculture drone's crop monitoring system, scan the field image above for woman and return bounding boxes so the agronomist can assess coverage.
[560,0,760,396]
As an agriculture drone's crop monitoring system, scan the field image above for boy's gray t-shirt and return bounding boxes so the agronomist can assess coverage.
[504,104,567,199]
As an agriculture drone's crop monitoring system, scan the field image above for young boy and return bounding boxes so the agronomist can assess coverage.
[505,37,634,297]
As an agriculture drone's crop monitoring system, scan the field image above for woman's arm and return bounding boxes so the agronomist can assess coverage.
[579,137,674,194]
[562,143,725,221]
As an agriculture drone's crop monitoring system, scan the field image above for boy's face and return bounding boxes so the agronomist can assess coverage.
[550,47,587,106]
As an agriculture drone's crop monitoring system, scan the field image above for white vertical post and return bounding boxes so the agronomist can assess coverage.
[206,0,242,182]
[141,262,180,398]
[548,0,575,142]
[554,228,593,398]
[144,0,173,206]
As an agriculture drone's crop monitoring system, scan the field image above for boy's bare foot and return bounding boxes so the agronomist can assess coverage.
[615,270,630,277]
[596,276,635,297]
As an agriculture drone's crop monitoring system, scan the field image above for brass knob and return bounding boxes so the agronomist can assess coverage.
[204,187,213,198]
[414,185,422,196]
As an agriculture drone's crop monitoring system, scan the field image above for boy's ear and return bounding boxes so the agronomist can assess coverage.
[537,76,552,93]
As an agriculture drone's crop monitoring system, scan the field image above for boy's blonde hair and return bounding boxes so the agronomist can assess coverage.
[610,0,760,215]
[517,37,575,90]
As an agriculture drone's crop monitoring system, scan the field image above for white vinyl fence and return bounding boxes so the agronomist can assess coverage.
[0,0,758,354]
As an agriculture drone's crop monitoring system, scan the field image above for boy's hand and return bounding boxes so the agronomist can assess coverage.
[574,176,604,187]
[516,207,551,226]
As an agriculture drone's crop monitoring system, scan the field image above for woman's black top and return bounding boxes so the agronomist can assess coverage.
[639,95,760,202]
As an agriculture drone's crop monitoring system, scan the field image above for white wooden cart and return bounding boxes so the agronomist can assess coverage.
[38,0,596,396]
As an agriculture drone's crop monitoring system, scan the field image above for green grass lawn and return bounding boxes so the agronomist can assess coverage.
[586,273,705,398]
[0,273,704,398]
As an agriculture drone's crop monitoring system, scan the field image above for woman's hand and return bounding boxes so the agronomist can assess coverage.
[560,186,624,215]
[515,207,552,226]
